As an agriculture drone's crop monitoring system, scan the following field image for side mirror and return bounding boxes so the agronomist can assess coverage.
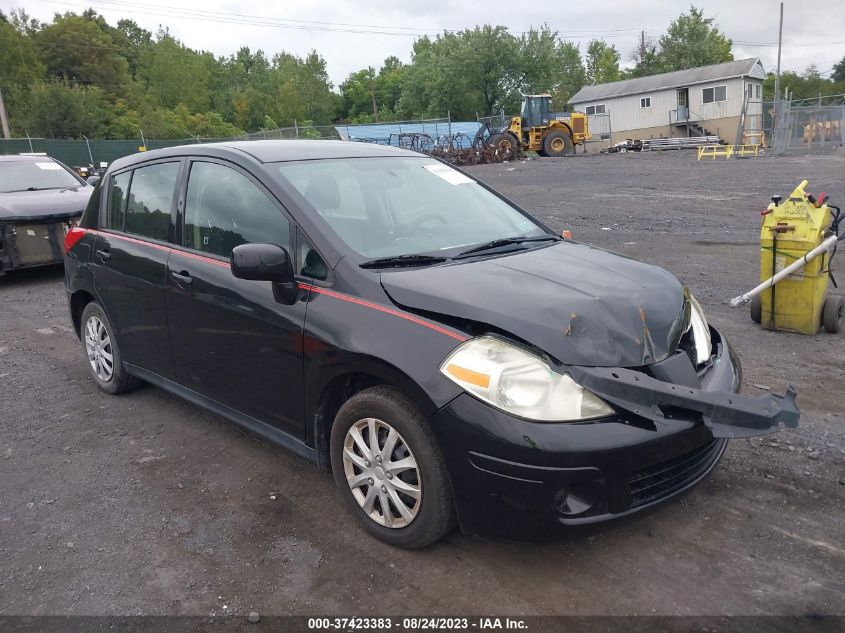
[231,243,294,283]
[86,175,101,186]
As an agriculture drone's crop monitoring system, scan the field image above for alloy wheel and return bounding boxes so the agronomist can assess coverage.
[342,417,422,528]
[84,315,114,382]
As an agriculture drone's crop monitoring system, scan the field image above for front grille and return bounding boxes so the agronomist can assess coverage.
[629,438,725,508]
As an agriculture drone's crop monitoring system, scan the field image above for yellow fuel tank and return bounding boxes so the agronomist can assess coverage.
[757,180,831,334]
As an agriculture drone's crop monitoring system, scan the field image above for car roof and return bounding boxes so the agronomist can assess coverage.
[0,154,57,163]
[109,139,423,171]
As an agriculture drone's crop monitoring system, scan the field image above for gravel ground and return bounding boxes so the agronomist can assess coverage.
[0,150,843,617]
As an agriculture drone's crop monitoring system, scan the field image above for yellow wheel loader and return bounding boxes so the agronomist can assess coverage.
[489,94,591,157]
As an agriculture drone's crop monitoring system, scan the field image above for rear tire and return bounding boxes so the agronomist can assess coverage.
[79,302,141,394]
[543,130,574,157]
[330,386,455,548]
[750,294,762,324]
[822,295,844,333]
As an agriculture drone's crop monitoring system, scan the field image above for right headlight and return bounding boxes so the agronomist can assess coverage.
[687,293,713,365]
[439,336,615,422]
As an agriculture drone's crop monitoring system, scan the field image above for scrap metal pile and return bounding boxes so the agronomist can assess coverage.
[386,124,524,165]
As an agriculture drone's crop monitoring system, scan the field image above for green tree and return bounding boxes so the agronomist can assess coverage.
[340,67,377,121]
[114,19,152,78]
[551,40,586,107]
[376,56,406,119]
[26,80,111,138]
[137,29,214,112]
[36,13,131,94]
[586,39,621,84]
[0,15,46,133]
[270,50,339,126]
[459,26,521,116]
[833,55,845,82]
[658,5,733,71]
[626,34,664,78]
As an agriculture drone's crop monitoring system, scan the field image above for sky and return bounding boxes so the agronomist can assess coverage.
[6,0,845,87]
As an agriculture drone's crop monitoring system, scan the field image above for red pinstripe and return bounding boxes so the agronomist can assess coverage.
[86,229,465,342]
[299,284,467,342]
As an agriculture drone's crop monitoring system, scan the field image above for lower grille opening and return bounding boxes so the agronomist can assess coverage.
[629,438,725,508]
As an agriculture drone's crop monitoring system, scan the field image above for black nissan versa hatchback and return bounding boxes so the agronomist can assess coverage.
[63,140,800,547]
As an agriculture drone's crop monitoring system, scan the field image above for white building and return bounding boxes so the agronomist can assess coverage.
[569,58,766,145]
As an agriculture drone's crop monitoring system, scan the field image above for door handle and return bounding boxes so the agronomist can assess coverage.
[96,248,111,262]
[170,270,193,285]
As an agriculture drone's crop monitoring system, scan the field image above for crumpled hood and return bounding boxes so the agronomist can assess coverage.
[380,241,688,367]
[0,187,91,222]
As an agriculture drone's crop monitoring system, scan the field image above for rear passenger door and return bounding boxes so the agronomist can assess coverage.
[165,159,307,438]
[93,160,182,378]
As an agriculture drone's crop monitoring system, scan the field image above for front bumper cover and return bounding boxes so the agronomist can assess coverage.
[429,327,799,541]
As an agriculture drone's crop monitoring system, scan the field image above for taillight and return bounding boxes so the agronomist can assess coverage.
[64,226,87,254]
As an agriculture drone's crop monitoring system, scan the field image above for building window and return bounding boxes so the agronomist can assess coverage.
[747,84,753,98]
[702,85,727,104]
[756,84,761,99]
[640,97,651,108]
[585,104,606,115]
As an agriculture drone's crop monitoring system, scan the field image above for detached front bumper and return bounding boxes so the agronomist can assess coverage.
[428,328,800,542]
[0,214,78,274]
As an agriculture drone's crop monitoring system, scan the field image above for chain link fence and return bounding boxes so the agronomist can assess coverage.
[768,95,845,155]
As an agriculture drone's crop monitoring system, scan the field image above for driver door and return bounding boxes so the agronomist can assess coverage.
[165,158,307,437]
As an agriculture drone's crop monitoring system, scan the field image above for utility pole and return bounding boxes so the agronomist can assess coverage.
[0,86,11,139]
[773,3,784,115]
[368,67,379,122]
[640,31,646,61]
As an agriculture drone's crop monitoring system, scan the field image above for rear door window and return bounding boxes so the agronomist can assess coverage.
[123,162,179,241]
[108,171,131,230]
[183,161,291,258]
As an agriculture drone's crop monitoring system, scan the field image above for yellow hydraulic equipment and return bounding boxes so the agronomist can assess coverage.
[733,180,844,334]
[489,94,590,157]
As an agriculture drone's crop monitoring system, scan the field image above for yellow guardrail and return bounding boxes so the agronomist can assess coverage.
[697,144,760,160]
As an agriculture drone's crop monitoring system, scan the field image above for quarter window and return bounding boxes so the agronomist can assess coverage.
[640,97,651,108]
[184,161,290,258]
[123,162,179,241]
[109,171,131,230]
[702,85,727,104]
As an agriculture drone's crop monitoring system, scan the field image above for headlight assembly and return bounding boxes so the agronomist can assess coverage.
[439,336,615,422]
[688,293,713,365]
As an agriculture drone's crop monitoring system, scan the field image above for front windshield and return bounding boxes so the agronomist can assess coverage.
[273,157,545,259]
[0,160,82,193]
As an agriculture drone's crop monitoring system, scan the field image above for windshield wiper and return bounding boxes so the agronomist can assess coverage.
[360,254,448,269]
[454,235,558,259]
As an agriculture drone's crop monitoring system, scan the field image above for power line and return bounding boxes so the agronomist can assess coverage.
[32,0,845,49]
[38,0,660,39]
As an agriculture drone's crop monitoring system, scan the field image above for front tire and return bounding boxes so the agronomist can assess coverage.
[80,302,140,394]
[330,386,455,548]
[489,132,518,159]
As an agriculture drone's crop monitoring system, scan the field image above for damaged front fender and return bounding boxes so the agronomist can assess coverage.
[568,364,800,438]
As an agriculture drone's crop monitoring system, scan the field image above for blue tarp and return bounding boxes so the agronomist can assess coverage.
[335,121,482,146]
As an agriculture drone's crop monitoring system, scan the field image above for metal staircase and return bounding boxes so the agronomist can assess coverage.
[669,108,714,138]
